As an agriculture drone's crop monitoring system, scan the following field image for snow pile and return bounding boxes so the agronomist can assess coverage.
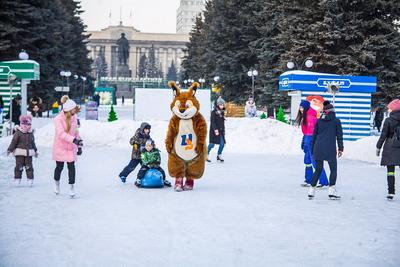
[344,136,380,164]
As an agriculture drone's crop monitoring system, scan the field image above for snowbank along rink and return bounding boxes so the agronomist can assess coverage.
[0,104,399,267]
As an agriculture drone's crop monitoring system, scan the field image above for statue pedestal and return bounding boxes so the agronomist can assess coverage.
[116,64,133,99]
[116,64,130,77]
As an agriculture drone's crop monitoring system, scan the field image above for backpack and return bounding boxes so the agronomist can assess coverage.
[393,121,400,148]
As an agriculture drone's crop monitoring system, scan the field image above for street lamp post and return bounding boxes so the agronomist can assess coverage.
[81,76,87,100]
[286,57,314,70]
[7,74,17,135]
[199,78,205,88]
[60,70,71,95]
[65,71,71,87]
[247,69,258,95]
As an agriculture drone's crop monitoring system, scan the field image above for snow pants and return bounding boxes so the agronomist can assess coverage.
[311,159,337,187]
[387,166,398,194]
[119,159,141,178]
[54,161,76,184]
[302,135,329,185]
[14,156,34,179]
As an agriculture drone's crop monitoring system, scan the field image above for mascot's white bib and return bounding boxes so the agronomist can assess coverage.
[174,119,197,161]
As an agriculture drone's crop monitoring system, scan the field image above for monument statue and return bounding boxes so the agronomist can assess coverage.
[116,33,130,65]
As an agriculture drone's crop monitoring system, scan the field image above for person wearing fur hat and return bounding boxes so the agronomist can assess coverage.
[7,115,38,187]
[135,138,171,188]
[52,95,83,198]
[118,122,152,183]
[308,101,344,199]
[207,96,226,163]
[376,99,400,200]
[295,100,329,187]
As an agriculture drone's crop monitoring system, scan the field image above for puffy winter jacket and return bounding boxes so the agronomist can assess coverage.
[312,111,344,161]
[52,112,80,162]
[8,126,37,156]
[301,108,318,136]
[376,110,400,166]
[130,122,151,160]
[141,148,161,168]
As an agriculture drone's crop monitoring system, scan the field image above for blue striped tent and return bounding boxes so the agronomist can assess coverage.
[279,71,377,141]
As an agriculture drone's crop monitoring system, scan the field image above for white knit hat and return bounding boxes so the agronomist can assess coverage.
[63,99,77,112]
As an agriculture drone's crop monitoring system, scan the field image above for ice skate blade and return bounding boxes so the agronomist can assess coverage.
[329,195,341,200]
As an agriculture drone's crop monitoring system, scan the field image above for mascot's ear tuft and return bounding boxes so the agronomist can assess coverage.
[168,81,180,96]
[188,82,200,96]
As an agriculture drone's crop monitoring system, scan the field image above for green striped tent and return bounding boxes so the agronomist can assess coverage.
[0,60,39,136]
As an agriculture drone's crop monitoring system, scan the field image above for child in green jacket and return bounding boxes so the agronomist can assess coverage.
[135,139,171,187]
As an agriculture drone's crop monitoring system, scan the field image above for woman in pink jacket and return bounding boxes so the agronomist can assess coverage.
[296,100,328,187]
[52,96,83,198]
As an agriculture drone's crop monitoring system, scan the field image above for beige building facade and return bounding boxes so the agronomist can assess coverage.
[87,23,189,78]
[176,0,205,33]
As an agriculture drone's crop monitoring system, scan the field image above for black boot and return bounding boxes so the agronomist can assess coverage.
[217,155,224,163]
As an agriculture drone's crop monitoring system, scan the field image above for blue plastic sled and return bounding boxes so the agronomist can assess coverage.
[140,168,164,188]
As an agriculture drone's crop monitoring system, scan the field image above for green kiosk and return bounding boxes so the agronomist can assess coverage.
[0,60,40,136]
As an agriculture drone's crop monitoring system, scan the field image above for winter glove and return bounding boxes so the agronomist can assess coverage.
[337,150,343,158]
[34,152,39,158]
[77,147,83,156]
[214,129,219,136]
[133,144,138,150]
[376,148,381,157]
[73,138,83,147]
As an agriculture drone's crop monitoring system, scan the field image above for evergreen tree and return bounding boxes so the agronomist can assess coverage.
[277,0,400,103]
[147,44,160,78]
[167,60,178,81]
[276,106,287,123]
[94,47,108,78]
[251,0,289,108]
[0,0,92,105]
[181,14,207,81]
[108,105,118,122]
[138,54,147,78]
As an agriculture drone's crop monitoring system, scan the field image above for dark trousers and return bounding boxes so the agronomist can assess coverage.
[311,159,337,187]
[15,156,34,179]
[137,166,166,180]
[208,136,225,155]
[54,161,76,184]
[387,166,397,194]
[119,159,141,178]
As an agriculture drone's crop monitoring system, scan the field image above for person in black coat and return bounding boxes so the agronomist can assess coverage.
[5,94,22,125]
[207,96,226,163]
[308,101,344,199]
[374,107,384,132]
[0,95,4,123]
[376,99,400,200]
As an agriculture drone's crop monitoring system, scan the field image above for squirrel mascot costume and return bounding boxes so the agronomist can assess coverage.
[165,81,207,192]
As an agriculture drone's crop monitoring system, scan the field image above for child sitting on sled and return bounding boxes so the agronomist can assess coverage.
[135,139,171,188]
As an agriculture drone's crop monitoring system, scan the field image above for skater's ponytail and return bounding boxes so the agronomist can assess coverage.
[65,111,72,132]
[61,95,72,132]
